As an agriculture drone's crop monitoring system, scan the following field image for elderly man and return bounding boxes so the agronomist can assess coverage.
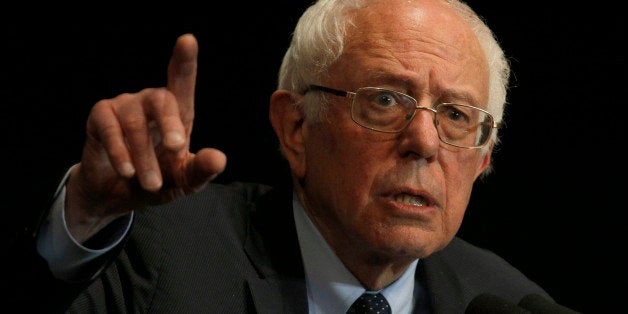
[11,0,567,313]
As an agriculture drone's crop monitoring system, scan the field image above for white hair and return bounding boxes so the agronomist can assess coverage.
[277,0,511,174]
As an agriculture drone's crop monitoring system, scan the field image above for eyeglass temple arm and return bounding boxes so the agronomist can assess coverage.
[306,85,350,97]
[479,120,504,129]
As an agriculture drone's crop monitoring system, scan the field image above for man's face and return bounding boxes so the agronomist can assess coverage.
[296,0,492,264]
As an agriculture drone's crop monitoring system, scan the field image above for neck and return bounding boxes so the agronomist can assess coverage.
[335,248,416,290]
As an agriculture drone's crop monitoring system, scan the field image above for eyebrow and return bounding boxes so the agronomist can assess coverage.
[436,88,480,107]
[357,70,482,106]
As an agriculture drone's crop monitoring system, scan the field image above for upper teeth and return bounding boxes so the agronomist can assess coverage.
[395,194,426,206]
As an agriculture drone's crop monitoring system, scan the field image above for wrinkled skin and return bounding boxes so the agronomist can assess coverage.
[270,0,492,290]
[66,0,492,293]
[65,35,227,242]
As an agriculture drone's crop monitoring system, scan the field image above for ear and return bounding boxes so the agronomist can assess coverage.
[474,142,494,179]
[269,90,307,179]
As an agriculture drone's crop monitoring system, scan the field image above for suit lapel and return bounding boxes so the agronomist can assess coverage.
[417,248,466,313]
[244,185,308,313]
[241,184,471,313]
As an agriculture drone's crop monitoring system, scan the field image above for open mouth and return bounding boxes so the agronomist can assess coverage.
[393,193,429,207]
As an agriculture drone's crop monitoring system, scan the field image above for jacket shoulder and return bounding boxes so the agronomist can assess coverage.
[421,237,552,312]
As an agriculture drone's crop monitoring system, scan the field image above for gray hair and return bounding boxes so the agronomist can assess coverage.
[277,0,510,171]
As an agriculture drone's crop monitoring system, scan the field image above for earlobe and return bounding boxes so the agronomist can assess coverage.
[269,90,307,178]
[474,142,495,179]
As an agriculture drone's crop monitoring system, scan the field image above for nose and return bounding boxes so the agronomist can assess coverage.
[397,107,440,158]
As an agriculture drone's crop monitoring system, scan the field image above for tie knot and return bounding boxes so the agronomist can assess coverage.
[347,292,392,314]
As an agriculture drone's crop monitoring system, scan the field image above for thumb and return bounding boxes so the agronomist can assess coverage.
[186,148,227,189]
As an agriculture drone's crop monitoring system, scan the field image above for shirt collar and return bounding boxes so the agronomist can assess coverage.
[292,191,418,314]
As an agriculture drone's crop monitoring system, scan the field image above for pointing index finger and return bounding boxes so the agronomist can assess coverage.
[167,34,198,130]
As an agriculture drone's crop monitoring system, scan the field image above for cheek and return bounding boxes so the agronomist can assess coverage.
[441,146,485,183]
[440,150,484,222]
[304,123,389,211]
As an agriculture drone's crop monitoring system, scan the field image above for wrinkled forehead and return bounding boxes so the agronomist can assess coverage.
[330,0,488,104]
[344,0,482,62]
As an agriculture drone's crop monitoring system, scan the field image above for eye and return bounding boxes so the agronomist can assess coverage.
[439,104,470,124]
[372,91,400,107]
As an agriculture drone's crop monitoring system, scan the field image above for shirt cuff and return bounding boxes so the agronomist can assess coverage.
[36,166,133,280]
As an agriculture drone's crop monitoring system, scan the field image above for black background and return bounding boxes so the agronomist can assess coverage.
[3,2,625,313]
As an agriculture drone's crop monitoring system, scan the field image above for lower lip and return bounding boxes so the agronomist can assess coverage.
[379,197,438,219]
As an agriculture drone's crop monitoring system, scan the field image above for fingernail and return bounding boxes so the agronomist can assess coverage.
[165,131,185,146]
[120,162,135,177]
[142,170,162,191]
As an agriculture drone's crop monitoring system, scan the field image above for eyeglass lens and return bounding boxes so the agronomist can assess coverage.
[351,87,493,148]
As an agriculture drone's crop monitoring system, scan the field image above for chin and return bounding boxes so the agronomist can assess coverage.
[370,227,447,259]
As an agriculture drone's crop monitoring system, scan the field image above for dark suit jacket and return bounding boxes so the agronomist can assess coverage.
[10,181,551,313]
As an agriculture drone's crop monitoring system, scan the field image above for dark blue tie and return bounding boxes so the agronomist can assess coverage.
[347,292,392,314]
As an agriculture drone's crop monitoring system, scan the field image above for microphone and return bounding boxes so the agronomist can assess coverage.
[518,293,580,314]
[465,293,530,313]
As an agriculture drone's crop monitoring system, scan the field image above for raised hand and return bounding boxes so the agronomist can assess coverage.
[64,34,227,242]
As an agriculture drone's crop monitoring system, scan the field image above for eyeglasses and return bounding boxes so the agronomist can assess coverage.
[305,85,502,149]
